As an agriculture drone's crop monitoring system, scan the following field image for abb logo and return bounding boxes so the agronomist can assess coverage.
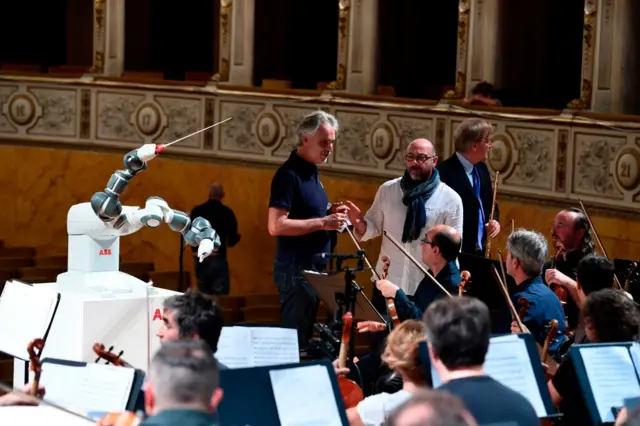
[99,249,112,256]
[152,309,163,321]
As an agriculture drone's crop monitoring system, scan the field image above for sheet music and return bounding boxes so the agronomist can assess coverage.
[0,280,58,360]
[580,346,640,423]
[483,336,547,417]
[216,326,299,369]
[270,365,343,426]
[629,342,640,375]
[40,361,135,415]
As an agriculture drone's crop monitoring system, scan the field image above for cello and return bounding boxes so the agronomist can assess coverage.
[336,312,364,409]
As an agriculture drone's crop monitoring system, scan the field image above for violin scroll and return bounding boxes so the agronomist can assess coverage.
[93,343,130,368]
[26,338,45,397]
[96,411,142,426]
[381,255,390,279]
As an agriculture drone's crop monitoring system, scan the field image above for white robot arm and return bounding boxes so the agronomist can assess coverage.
[86,143,221,261]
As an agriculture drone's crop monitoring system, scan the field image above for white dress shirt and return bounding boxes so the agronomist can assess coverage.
[358,177,464,295]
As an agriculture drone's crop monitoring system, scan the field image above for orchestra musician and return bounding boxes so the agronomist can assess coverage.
[386,390,477,426]
[542,208,596,331]
[504,229,567,354]
[424,296,540,426]
[548,289,639,426]
[267,110,348,352]
[363,224,462,326]
[140,340,223,426]
[346,320,427,426]
[437,118,500,257]
[342,138,463,315]
[0,383,45,406]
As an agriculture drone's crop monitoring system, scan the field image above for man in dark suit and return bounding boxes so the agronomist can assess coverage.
[437,118,500,256]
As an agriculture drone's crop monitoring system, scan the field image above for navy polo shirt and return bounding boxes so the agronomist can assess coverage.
[269,150,330,266]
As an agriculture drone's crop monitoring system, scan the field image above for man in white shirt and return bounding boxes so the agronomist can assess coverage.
[343,139,463,311]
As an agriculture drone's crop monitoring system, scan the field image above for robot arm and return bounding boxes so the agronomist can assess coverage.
[127,197,221,262]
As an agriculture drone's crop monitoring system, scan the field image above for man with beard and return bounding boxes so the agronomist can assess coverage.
[268,110,348,353]
[542,208,596,331]
[343,138,463,315]
[437,118,500,256]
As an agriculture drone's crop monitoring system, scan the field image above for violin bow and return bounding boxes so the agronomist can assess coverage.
[0,381,94,423]
[578,200,623,289]
[382,230,452,297]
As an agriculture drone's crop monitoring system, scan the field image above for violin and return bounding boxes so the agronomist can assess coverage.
[517,298,529,322]
[381,256,400,329]
[26,338,45,397]
[549,242,568,305]
[459,271,471,296]
[541,320,559,379]
[336,312,364,409]
[93,343,132,368]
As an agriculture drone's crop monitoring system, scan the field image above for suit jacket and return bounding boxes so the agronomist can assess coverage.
[437,154,499,255]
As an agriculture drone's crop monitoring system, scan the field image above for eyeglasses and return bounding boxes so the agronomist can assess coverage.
[420,237,434,246]
[405,154,435,164]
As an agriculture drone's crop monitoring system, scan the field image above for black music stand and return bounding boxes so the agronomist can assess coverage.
[304,251,385,360]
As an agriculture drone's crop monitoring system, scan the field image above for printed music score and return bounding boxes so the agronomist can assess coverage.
[39,361,135,415]
[216,326,299,369]
[580,345,640,423]
[270,364,343,426]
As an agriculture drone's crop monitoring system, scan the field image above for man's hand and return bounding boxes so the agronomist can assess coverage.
[0,384,45,406]
[544,269,575,289]
[376,279,399,299]
[332,359,350,377]
[510,320,529,334]
[330,202,349,215]
[486,220,500,238]
[322,213,348,231]
[356,321,386,333]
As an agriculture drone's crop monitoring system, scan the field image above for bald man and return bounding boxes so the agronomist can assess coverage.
[342,139,463,315]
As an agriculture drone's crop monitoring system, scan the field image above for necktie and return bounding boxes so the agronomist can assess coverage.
[472,166,485,250]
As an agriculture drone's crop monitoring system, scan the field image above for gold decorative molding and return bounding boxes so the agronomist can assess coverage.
[212,0,233,83]
[444,0,471,99]
[568,0,598,109]
[90,0,107,74]
[327,0,351,91]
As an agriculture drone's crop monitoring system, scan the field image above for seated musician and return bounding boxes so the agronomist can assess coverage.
[374,224,461,322]
[386,389,477,426]
[505,229,567,353]
[424,296,540,426]
[548,289,639,426]
[141,340,223,426]
[346,320,427,426]
[542,208,595,330]
[156,289,225,367]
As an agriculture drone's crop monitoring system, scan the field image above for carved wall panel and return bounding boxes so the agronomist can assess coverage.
[0,79,640,213]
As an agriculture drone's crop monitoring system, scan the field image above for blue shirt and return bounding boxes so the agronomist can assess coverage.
[394,261,461,321]
[511,275,567,353]
[269,150,331,266]
[455,152,474,187]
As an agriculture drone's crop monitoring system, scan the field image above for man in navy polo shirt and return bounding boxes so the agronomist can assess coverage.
[268,110,348,351]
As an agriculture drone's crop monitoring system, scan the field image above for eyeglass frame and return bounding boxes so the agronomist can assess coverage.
[404,153,437,164]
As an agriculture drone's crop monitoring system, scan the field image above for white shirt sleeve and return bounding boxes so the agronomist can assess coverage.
[359,185,386,242]
[444,190,464,238]
[356,393,388,426]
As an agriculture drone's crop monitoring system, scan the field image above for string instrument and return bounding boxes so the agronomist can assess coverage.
[510,218,515,234]
[484,171,500,258]
[93,343,132,368]
[541,320,559,379]
[344,227,396,328]
[336,312,364,409]
[624,262,638,293]
[26,338,45,397]
[459,271,471,296]
[381,255,400,329]
[496,250,509,290]
[517,298,529,322]
[548,243,568,306]
[382,230,452,297]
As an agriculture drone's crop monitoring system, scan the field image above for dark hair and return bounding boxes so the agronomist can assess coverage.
[471,81,495,97]
[385,389,474,426]
[562,207,595,255]
[432,230,461,262]
[582,289,639,342]
[422,297,490,369]
[576,255,615,295]
[150,339,219,406]
[163,289,224,353]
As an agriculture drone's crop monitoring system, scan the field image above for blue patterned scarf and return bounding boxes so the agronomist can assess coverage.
[401,168,440,243]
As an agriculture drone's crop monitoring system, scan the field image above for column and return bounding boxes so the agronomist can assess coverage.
[465,0,502,92]
[90,0,125,76]
[211,0,255,86]
[326,0,379,94]
[443,0,472,99]
[588,0,637,113]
